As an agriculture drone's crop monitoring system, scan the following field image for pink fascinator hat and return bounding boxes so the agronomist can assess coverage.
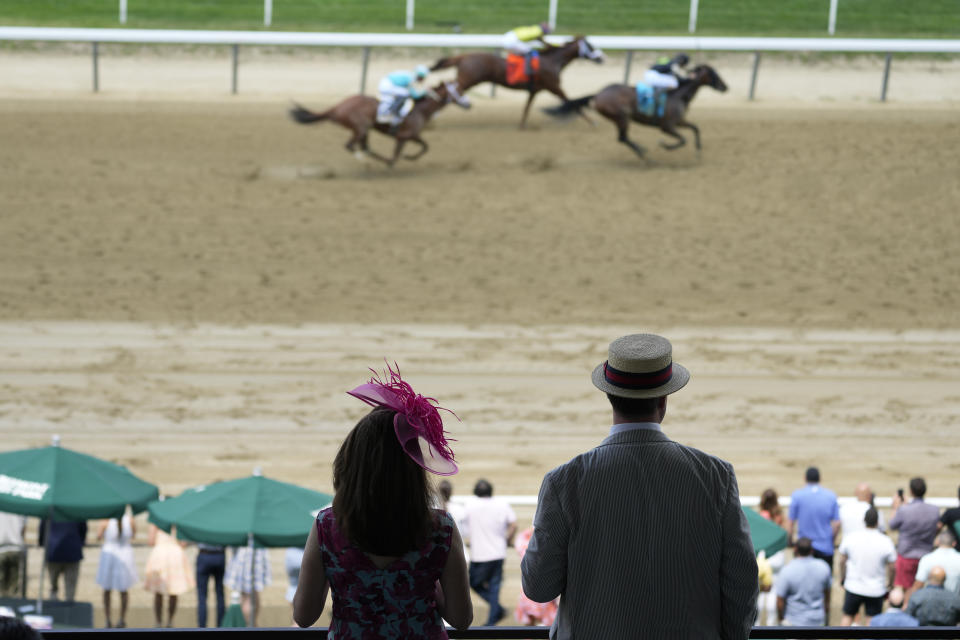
[347,363,458,476]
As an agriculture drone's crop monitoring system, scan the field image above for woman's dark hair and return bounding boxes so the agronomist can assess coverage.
[759,488,781,518]
[332,408,433,556]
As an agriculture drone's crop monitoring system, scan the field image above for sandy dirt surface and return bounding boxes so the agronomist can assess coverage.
[1,49,959,628]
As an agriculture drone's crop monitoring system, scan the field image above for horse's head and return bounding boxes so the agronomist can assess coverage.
[428,81,472,109]
[574,36,605,64]
[690,64,727,92]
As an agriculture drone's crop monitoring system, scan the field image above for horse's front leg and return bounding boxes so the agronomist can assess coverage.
[387,139,408,167]
[403,137,429,160]
[659,124,687,151]
[519,91,539,129]
[677,120,701,151]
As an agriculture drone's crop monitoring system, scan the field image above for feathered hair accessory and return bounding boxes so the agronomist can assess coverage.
[347,362,458,476]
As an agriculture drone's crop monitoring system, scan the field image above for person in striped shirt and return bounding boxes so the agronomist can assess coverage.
[521,333,757,639]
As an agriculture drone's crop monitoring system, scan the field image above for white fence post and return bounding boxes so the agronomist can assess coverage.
[548,0,558,31]
[688,0,699,34]
[264,0,273,27]
[119,0,127,25]
[828,0,838,35]
[406,0,415,31]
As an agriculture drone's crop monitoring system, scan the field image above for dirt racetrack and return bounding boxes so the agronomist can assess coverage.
[3,97,959,329]
[1,50,959,628]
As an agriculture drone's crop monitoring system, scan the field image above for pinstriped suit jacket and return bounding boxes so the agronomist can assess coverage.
[521,428,758,640]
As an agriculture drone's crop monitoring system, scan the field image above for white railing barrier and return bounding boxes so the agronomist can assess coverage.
[1,27,958,100]
[452,495,959,509]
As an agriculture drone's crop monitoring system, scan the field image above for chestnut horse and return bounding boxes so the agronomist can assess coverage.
[289,82,469,167]
[545,64,727,157]
[430,36,604,128]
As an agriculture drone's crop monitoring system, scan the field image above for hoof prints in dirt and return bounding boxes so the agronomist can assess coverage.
[246,165,339,181]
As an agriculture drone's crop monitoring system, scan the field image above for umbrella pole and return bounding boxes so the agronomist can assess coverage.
[247,532,254,626]
[37,511,52,615]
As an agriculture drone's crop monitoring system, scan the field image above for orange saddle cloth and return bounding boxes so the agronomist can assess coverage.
[506,53,540,86]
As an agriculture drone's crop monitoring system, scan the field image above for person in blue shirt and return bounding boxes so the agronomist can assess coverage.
[38,518,88,602]
[376,65,430,127]
[776,537,832,626]
[788,467,841,571]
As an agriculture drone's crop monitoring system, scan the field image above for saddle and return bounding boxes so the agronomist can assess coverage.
[506,53,540,87]
[375,97,414,125]
[634,82,667,118]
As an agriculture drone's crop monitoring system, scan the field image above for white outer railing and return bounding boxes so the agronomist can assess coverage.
[1,26,958,99]
[453,496,959,509]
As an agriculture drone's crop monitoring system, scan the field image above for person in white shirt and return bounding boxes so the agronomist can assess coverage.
[464,479,517,626]
[438,480,469,562]
[839,482,885,542]
[0,511,27,597]
[913,530,960,594]
[838,507,897,626]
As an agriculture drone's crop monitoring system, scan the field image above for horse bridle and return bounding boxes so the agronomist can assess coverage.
[577,38,604,62]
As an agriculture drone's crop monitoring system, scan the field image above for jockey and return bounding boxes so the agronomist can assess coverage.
[376,64,430,127]
[643,53,690,94]
[502,22,552,56]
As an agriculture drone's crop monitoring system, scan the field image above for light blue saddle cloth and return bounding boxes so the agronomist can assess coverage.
[635,82,666,118]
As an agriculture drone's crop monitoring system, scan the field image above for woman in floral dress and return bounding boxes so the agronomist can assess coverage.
[293,365,472,638]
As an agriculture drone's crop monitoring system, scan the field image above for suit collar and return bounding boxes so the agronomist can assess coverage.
[600,428,672,447]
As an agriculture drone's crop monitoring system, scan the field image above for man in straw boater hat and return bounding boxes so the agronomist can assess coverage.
[521,333,758,639]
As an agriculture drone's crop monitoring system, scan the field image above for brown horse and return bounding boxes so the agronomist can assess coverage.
[545,64,727,157]
[288,82,469,166]
[430,36,604,128]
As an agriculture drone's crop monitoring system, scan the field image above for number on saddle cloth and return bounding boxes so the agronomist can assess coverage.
[506,52,540,86]
[634,82,667,118]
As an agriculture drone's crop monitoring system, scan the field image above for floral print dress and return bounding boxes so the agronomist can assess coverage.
[316,507,453,639]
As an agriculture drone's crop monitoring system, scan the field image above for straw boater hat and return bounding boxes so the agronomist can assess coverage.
[591,333,690,399]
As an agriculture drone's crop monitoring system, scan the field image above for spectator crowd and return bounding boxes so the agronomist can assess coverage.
[2,331,960,636]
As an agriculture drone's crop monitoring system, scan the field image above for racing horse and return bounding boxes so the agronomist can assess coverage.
[430,36,604,128]
[288,82,469,167]
[544,64,727,157]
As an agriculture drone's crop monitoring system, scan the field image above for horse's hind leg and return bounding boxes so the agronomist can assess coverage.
[612,115,645,158]
[403,137,428,161]
[358,131,392,164]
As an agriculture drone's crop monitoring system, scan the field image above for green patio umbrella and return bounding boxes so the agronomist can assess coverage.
[147,468,332,548]
[0,435,159,613]
[742,505,788,557]
[0,436,158,520]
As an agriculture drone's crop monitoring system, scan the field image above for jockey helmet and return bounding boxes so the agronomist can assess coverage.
[540,21,552,35]
[414,64,429,80]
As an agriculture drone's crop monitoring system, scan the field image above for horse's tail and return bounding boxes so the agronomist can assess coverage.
[542,94,595,118]
[289,102,332,125]
[430,55,465,71]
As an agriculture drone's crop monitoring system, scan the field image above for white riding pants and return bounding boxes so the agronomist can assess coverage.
[502,32,534,56]
[643,69,679,90]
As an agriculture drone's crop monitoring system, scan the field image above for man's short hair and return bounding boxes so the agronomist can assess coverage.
[909,477,926,498]
[474,479,493,497]
[805,467,820,483]
[795,537,813,556]
[606,393,660,419]
[864,507,879,528]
